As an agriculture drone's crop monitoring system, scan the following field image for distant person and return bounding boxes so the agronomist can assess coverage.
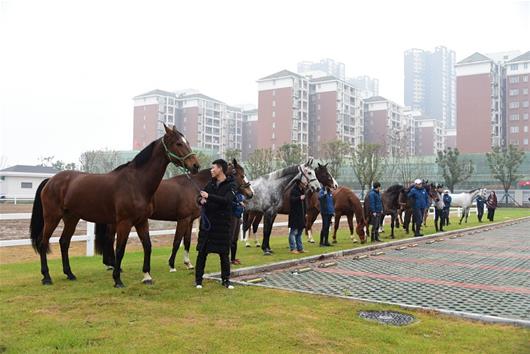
[476,194,485,222]
[434,184,445,232]
[195,159,235,290]
[486,191,498,222]
[288,179,307,254]
[368,182,383,242]
[407,179,428,237]
[442,190,452,227]
[229,191,245,265]
[318,184,335,246]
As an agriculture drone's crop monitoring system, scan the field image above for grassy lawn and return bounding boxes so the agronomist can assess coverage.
[0,208,529,353]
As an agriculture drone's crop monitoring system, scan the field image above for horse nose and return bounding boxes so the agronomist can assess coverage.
[192,163,200,173]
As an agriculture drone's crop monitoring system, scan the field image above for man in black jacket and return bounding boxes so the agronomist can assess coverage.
[195,159,236,289]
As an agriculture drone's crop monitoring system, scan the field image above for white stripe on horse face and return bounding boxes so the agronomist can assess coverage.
[181,136,188,144]
[332,178,338,188]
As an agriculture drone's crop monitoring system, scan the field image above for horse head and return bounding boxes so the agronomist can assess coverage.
[316,163,338,189]
[162,124,200,174]
[297,163,321,193]
[228,159,254,199]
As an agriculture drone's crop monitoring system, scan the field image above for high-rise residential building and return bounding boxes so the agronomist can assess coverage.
[505,51,530,151]
[455,52,507,153]
[444,128,457,149]
[242,109,258,160]
[256,70,310,155]
[404,46,456,129]
[133,90,241,155]
[347,75,379,99]
[298,58,346,80]
[133,89,178,150]
[414,116,445,156]
[308,76,364,157]
[364,96,415,156]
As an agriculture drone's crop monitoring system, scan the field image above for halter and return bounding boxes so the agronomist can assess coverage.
[161,137,196,169]
[299,166,318,186]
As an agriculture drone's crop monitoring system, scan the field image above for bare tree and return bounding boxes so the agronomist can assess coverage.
[486,145,525,205]
[351,143,386,198]
[436,147,474,192]
[276,143,303,167]
[321,140,350,179]
[225,148,242,162]
[246,148,275,179]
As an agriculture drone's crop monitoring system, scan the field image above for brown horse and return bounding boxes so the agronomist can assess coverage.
[99,160,253,272]
[242,163,336,247]
[364,184,404,239]
[329,187,366,244]
[29,124,200,287]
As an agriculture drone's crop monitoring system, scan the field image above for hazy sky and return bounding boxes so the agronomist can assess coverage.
[1,0,528,166]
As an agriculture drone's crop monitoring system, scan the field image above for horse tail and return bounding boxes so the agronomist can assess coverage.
[30,178,49,253]
[94,223,108,255]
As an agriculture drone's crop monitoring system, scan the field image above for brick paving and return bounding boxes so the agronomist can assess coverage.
[232,219,530,324]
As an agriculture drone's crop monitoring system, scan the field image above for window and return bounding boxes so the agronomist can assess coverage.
[524,113,529,120]
[272,122,276,129]
[524,63,529,69]
[509,89,519,96]
[510,126,519,133]
[272,111,276,118]
[523,101,529,108]
[524,138,529,145]
[510,114,520,121]
[510,101,520,109]
[524,126,528,133]
[272,100,276,107]
[510,64,519,70]
[524,88,529,95]
[509,76,519,83]
[21,182,32,189]
[524,75,529,82]
[272,90,276,96]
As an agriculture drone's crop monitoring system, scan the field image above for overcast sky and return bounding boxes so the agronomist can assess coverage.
[1,0,528,167]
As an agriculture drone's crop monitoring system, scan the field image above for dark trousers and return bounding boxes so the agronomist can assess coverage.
[229,216,241,261]
[434,208,443,231]
[487,208,496,221]
[195,245,230,284]
[371,212,381,240]
[442,208,450,226]
[320,214,332,245]
[413,208,424,235]
[477,206,484,222]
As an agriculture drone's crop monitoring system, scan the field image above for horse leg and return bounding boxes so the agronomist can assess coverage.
[135,219,153,285]
[378,214,384,233]
[459,209,465,225]
[183,220,194,270]
[168,221,184,272]
[261,213,274,254]
[404,210,411,234]
[59,216,80,280]
[39,216,61,285]
[242,212,251,247]
[113,221,132,288]
[347,213,357,243]
[253,214,262,247]
[390,213,395,239]
[103,225,117,270]
[332,212,341,243]
[306,210,318,243]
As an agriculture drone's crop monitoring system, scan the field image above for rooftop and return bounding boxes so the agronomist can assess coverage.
[508,51,530,63]
[457,52,491,65]
[0,165,59,174]
[258,69,302,81]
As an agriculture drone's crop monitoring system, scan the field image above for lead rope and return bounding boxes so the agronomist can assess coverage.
[180,168,211,232]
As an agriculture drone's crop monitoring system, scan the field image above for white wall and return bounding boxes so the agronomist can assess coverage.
[1,176,49,198]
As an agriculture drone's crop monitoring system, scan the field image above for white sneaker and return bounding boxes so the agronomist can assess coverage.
[196,284,203,289]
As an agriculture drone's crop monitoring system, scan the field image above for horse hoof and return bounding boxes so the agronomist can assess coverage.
[42,278,53,285]
[106,266,114,271]
[255,244,261,248]
[245,243,251,248]
[114,283,125,288]
[308,239,315,243]
[361,240,367,244]
[169,268,176,273]
[142,279,153,285]
[66,274,77,281]
[184,263,195,270]
[332,240,337,244]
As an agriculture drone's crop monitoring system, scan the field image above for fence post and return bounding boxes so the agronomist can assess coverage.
[86,222,95,256]
[14,197,17,205]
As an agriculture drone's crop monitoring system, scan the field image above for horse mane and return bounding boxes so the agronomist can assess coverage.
[113,139,158,171]
[385,184,404,194]
[468,188,480,194]
[262,165,300,180]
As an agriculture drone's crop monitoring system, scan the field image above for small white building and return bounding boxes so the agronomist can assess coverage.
[0,165,58,199]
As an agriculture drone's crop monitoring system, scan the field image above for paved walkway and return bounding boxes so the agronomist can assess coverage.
[234,219,530,325]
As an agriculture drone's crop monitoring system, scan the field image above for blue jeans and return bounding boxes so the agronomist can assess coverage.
[289,228,303,251]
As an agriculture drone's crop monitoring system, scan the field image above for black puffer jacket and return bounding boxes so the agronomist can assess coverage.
[288,185,306,229]
[196,177,235,254]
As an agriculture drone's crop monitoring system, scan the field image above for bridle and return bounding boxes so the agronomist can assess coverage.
[230,167,252,193]
[299,166,318,187]
[161,136,196,170]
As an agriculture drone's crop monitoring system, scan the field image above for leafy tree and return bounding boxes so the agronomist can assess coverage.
[486,145,525,205]
[351,143,386,198]
[225,149,241,162]
[321,140,350,179]
[276,143,303,167]
[435,147,474,192]
[164,150,213,178]
[246,148,274,179]
[79,150,120,173]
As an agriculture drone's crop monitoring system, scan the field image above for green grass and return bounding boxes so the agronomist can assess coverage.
[0,208,529,353]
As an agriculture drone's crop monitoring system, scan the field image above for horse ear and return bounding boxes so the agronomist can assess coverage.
[163,123,172,134]
[232,158,238,166]
[318,162,322,167]
[324,163,328,167]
